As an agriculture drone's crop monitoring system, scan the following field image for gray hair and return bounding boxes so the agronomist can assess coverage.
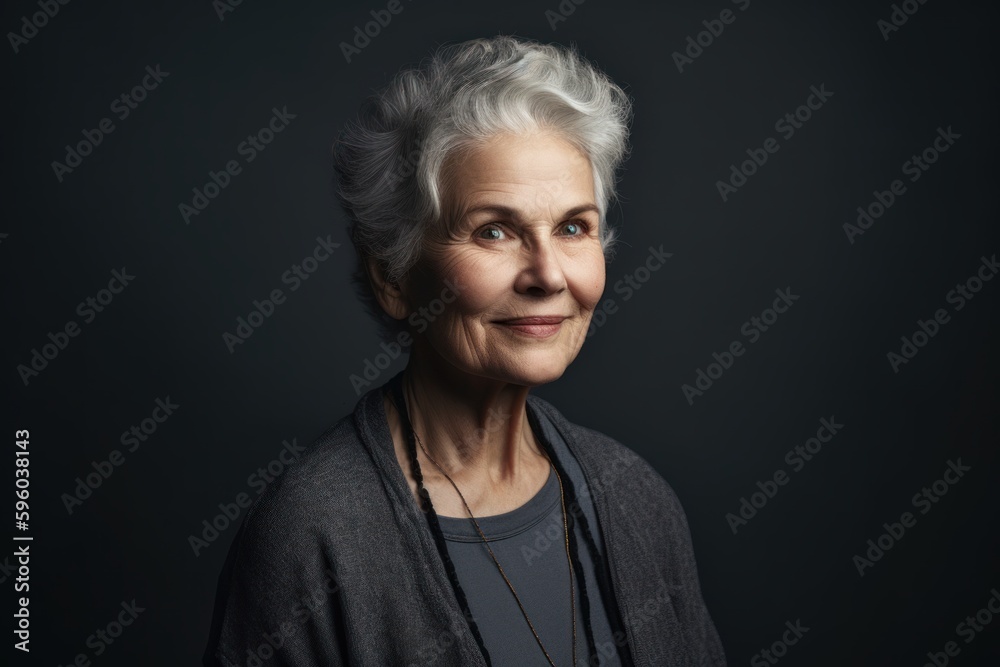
[332,35,633,341]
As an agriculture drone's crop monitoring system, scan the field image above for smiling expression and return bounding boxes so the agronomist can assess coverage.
[398,131,607,387]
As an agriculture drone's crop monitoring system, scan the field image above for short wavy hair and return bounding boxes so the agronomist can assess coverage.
[332,35,633,342]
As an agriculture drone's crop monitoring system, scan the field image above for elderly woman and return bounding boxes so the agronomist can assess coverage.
[205,36,725,667]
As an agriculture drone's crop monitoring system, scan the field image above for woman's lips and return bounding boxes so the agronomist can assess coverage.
[494,316,566,338]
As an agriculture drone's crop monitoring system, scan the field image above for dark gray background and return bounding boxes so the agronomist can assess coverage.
[3,0,998,664]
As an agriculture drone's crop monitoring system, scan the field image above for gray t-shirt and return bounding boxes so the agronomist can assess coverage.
[435,409,625,667]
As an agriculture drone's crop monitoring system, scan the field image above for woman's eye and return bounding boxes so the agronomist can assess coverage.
[561,220,589,236]
[477,225,505,241]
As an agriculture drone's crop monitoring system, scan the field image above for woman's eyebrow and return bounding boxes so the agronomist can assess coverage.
[462,203,600,220]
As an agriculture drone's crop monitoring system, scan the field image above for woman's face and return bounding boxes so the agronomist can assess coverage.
[402,131,606,387]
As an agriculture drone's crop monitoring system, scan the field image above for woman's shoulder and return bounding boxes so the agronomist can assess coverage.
[206,414,370,666]
[526,394,711,602]
[233,412,383,553]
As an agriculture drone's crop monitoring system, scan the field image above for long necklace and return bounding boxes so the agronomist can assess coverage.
[406,409,579,667]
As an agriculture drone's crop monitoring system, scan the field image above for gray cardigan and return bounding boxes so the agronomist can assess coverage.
[205,380,727,666]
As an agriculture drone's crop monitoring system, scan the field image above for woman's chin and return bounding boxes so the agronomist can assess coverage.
[488,358,571,388]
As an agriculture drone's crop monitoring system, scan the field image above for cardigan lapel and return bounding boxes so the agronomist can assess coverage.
[354,379,489,667]
[524,394,651,666]
[525,395,704,666]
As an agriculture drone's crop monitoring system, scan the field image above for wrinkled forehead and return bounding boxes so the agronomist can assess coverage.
[437,132,597,231]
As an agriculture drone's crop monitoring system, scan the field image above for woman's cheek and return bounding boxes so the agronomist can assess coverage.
[448,257,505,310]
[573,253,606,312]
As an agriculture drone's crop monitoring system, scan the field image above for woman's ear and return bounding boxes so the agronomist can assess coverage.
[364,256,410,321]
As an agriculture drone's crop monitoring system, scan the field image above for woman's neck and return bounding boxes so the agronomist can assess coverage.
[383,351,552,517]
